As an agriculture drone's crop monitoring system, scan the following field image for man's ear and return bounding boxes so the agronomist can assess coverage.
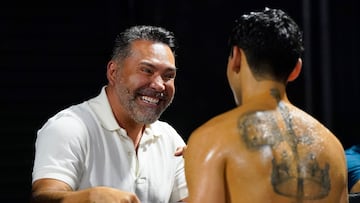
[229,46,242,73]
[107,60,118,85]
[287,58,302,82]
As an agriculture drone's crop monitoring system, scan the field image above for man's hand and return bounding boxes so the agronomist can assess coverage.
[174,146,187,156]
[31,179,141,203]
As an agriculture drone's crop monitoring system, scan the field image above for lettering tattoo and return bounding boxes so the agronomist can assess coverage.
[238,88,330,201]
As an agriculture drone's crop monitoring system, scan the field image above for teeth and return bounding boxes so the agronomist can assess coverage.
[141,96,159,104]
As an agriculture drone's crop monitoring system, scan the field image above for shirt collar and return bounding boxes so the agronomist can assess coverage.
[88,85,119,131]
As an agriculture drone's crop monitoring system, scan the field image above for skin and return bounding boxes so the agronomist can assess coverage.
[184,47,348,203]
[31,40,187,203]
[350,181,360,193]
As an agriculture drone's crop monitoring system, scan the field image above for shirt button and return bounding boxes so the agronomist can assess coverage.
[136,177,146,184]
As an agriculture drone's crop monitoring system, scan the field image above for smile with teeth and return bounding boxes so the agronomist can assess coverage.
[141,96,159,105]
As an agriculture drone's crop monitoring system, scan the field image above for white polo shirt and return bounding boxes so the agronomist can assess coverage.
[32,86,188,202]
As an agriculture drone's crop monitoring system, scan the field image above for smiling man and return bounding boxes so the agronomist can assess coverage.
[31,25,188,203]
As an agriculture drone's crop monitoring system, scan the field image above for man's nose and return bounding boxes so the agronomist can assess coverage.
[150,75,165,91]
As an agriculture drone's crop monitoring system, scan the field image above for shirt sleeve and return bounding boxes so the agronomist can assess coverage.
[32,109,88,190]
[170,157,188,202]
[163,123,189,202]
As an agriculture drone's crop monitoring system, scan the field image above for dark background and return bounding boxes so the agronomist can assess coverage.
[1,0,359,202]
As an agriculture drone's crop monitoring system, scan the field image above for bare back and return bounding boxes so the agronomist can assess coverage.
[185,99,348,203]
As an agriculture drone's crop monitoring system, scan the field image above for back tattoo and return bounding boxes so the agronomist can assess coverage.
[238,88,330,201]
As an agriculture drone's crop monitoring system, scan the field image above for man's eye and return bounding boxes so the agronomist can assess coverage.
[163,73,176,81]
[142,67,154,74]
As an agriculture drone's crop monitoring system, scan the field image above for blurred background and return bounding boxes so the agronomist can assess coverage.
[1,0,359,201]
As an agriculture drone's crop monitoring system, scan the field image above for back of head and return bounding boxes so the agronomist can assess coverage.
[111,25,177,62]
[228,7,304,83]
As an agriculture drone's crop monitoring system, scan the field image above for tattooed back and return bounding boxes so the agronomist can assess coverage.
[185,99,348,203]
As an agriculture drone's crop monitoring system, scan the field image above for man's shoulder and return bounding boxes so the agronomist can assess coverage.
[150,120,178,134]
[40,101,94,128]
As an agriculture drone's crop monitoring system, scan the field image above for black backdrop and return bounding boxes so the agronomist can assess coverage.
[2,0,359,201]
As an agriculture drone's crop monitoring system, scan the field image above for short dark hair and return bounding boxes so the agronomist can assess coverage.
[111,25,177,61]
[228,7,304,82]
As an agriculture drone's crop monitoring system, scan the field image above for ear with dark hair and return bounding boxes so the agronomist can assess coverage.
[228,46,242,74]
[287,58,302,82]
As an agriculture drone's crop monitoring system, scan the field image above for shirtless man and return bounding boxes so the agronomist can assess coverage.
[184,7,348,203]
